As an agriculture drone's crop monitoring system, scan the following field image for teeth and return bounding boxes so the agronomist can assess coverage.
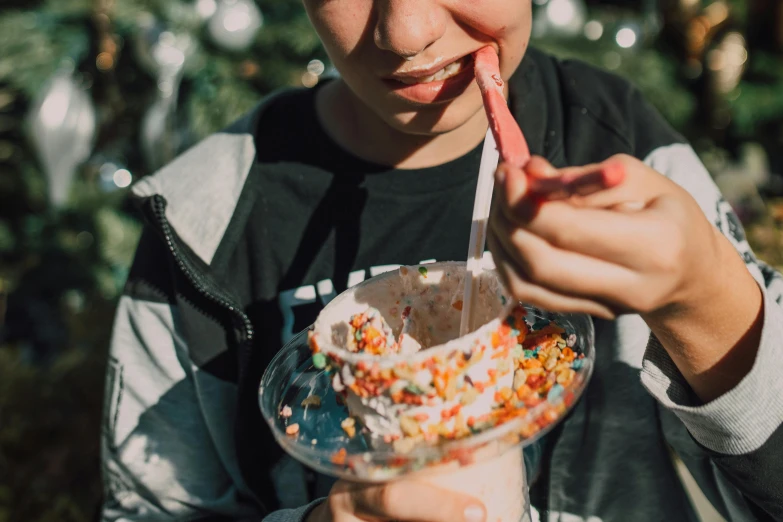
[399,59,465,85]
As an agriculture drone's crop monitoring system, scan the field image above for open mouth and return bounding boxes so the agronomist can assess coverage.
[395,56,471,85]
[384,54,476,104]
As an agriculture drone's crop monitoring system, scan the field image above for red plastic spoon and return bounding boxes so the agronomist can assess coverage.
[473,47,624,197]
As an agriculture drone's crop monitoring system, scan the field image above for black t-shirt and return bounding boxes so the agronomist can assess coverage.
[230,84,552,501]
[220,52,685,509]
[238,82,487,353]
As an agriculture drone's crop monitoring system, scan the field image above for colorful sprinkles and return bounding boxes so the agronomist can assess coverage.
[306,304,586,459]
[341,417,357,438]
[345,308,399,355]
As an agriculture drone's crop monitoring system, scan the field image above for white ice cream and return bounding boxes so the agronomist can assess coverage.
[310,262,517,446]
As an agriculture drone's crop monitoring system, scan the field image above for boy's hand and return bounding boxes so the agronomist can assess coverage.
[487,154,724,320]
[307,479,486,522]
[489,154,765,403]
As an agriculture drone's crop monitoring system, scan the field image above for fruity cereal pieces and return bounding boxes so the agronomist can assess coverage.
[307,304,588,456]
[312,352,327,369]
[341,417,357,438]
[346,308,399,355]
[331,448,348,465]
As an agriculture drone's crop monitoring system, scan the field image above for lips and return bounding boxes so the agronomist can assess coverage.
[392,56,470,84]
[384,54,476,104]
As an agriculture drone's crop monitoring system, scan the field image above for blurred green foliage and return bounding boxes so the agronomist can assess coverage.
[0,1,782,521]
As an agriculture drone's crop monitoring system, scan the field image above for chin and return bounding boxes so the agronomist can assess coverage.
[382,96,485,137]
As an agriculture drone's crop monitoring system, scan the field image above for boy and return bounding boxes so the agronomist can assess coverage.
[101,1,783,521]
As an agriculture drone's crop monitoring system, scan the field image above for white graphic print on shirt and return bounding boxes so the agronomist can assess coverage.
[277,254,496,343]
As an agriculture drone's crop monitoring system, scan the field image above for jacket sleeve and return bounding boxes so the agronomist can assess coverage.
[101,228,324,522]
[638,142,783,520]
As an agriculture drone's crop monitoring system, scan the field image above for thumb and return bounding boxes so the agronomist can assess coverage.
[524,155,558,179]
[496,162,529,209]
[523,155,568,199]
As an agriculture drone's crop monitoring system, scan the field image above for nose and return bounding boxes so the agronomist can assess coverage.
[374,0,447,59]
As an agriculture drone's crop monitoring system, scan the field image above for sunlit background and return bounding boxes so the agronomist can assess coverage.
[0,0,781,520]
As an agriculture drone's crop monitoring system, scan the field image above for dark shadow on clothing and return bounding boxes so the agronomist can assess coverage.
[276,175,368,296]
[240,175,367,506]
[103,370,336,518]
[107,312,776,522]
[528,318,724,522]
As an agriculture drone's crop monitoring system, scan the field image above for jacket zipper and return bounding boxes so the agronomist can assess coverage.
[150,194,255,347]
[151,194,271,508]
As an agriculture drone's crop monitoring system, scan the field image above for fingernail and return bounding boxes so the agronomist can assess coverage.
[602,161,625,187]
[464,504,486,522]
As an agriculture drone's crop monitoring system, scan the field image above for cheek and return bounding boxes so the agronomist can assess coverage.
[302,0,373,61]
[454,0,532,76]
[455,0,530,34]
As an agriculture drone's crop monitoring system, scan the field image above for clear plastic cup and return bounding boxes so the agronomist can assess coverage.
[260,262,594,522]
[416,444,530,522]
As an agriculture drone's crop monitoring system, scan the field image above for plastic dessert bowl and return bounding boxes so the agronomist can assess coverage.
[260,262,595,522]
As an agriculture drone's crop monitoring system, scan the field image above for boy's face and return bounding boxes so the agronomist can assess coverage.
[303,0,532,136]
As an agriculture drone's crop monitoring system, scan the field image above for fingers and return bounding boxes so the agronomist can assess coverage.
[486,154,681,318]
[501,198,661,267]
[498,154,668,212]
[525,156,626,199]
[491,211,636,297]
[565,155,671,209]
[487,233,617,319]
[335,479,486,522]
[495,160,671,267]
